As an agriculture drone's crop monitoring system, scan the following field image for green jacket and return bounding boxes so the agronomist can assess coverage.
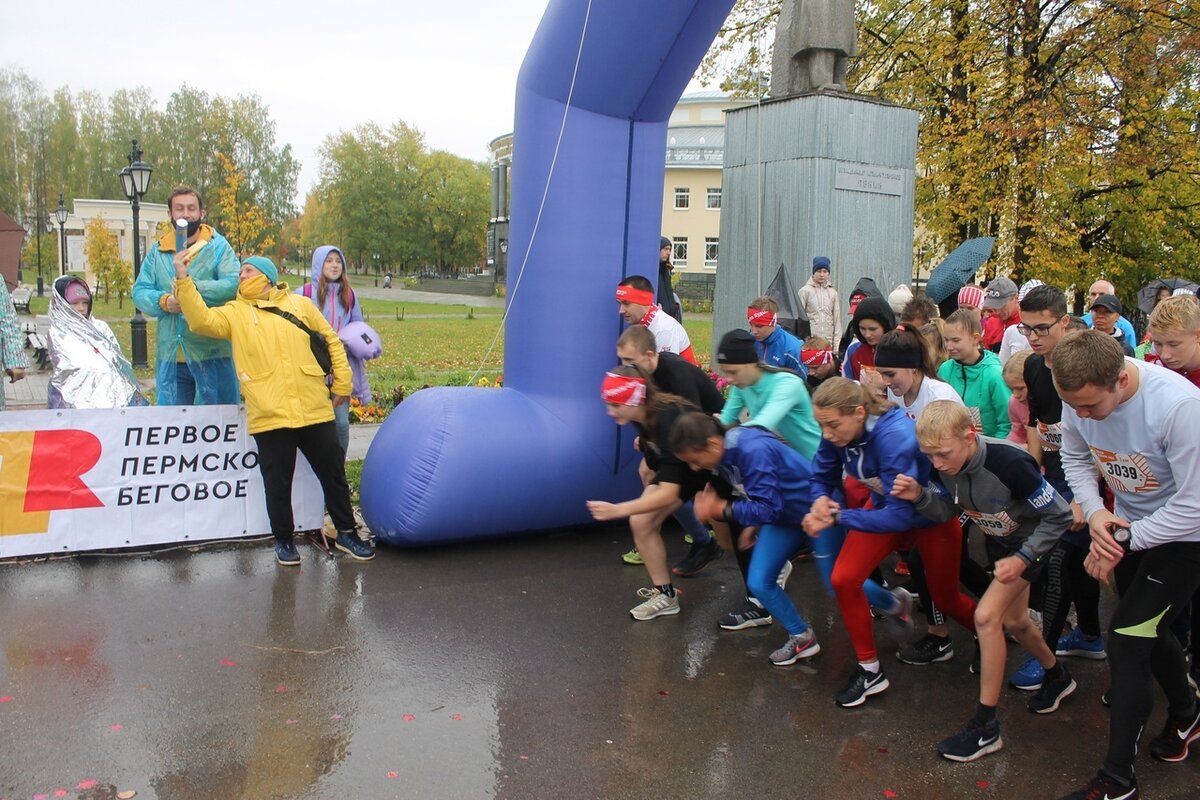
[937,348,1012,437]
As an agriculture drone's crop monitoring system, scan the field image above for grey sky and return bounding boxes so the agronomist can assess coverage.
[2,0,554,203]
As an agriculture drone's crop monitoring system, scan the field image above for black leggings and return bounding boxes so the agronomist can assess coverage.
[1103,542,1200,780]
[1039,538,1102,647]
[253,421,355,541]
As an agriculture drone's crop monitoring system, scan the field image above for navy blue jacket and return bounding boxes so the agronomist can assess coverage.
[717,427,813,528]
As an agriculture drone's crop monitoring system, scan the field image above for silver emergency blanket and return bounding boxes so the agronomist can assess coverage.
[47,279,147,409]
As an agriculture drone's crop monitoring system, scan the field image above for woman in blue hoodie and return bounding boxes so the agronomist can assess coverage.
[299,246,370,454]
[804,377,978,708]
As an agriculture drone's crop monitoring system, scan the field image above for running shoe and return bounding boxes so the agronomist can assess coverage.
[897,633,953,665]
[1148,702,1200,762]
[1056,771,1138,800]
[621,547,643,565]
[671,539,723,577]
[1056,628,1107,660]
[836,665,889,708]
[630,588,680,621]
[1009,655,1045,691]
[275,538,300,566]
[335,531,375,561]
[769,629,821,665]
[882,587,915,643]
[718,601,772,631]
[1028,666,1076,713]
[777,559,794,590]
[937,718,1003,762]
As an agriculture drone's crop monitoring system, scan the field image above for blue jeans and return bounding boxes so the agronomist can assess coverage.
[746,524,812,635]
[333,400,350,456]
[811,524,895,611]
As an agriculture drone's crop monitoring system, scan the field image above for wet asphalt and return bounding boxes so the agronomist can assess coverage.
[1,530,1197,800]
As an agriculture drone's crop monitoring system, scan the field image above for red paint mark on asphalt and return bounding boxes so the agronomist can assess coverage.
[877,747,889,753]
[386,771,398,778]
[275,685,287,693]
[451,714,462,721]
[77,780,98,790]
[330,714,343,721]
[0,696,11,703]
[286,719,298,725]
[55,792,68,798]
[657,690,670,696]
[519,756,529,761]
[883,791,897,798]
[977,781,990,788]
[402,714,415,721]
[33,794,48,800]
[219,659,238,667]
[110,724,124,732]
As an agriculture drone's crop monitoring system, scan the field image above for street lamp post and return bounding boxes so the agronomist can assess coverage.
[373,253,380,287]
[54,195,69,277]
[22,213,51,297]
[119,139,153,369]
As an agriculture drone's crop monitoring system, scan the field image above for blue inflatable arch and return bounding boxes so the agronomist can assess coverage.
[361,0,736,545]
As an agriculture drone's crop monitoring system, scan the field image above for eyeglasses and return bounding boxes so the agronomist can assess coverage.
[1016,316,1066,338]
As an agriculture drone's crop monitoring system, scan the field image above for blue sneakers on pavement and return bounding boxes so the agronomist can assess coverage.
[275,538,301,566]
[335,531,375,561]
[1056,628,1107,660]
[1009,655,1045,691]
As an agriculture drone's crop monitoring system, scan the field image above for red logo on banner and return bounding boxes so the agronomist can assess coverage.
[1,429,103,536]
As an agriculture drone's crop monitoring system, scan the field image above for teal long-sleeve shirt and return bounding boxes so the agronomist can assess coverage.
[718,369,821,459]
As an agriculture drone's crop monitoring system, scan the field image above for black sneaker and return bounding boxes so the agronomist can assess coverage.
[1148,703,1200,762]
[1028,666,1076,714]
[1057,770,1138,800]
[718,602,772,631]
[836,665,890,708]
[275,538,300,566]
[897,633,954,665]
[335,531,375,561]
[671,539,723,577]
[937,718,1003,762]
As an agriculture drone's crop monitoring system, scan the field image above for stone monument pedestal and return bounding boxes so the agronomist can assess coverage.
[714,91,919,349]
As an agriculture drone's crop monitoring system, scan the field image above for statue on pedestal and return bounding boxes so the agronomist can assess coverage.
[770,0,858,96]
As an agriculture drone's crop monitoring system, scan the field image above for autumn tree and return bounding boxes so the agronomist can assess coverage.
[83,216,128,306]
[212,151,276,256]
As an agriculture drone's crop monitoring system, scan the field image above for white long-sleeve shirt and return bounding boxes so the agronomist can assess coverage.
[1061,359,1200,550]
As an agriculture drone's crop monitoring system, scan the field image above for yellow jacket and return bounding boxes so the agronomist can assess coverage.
[175,276,352,434]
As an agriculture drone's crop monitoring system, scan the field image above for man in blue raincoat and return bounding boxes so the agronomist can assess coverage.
[132,187,240,404]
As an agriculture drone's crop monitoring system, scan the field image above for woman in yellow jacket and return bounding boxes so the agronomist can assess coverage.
[174,254,375,565]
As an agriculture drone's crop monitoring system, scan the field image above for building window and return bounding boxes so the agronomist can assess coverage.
[704,237,719,268]
[706,188,722,210]
[672,237,688,266]
[673,187,690,210]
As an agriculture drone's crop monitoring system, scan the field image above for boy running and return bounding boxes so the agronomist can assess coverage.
[1054,331,1200,800]
[893,401,1075,762]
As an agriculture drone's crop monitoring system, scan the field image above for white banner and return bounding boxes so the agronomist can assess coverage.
[0,405,323,558]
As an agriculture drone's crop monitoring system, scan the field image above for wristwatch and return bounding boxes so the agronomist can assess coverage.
[1112,526,1132,552]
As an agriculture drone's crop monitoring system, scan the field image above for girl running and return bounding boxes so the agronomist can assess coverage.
[804,378,977,707]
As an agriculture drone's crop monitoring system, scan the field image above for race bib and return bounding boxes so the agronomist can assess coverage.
[963,509,1019,537]
[1037,421,1062,452]
[1091,448,1161,494]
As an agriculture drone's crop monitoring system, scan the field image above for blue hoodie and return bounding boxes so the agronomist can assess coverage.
[717,427,814,528]
[299,245,370,402]
[755,326,806,377]
[810,405,935,532]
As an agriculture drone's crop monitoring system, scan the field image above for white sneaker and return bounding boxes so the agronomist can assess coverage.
[776,559,794,591]
[630,588,680,621]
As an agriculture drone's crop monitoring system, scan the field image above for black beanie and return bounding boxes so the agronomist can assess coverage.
[851,297,897,345]
[660,236,671,250]
[717,329,759,365]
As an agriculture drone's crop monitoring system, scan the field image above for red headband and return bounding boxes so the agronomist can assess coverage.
[747,308,778,327]
[615,285,655,307]
[601,372,647,406]
[801,348,834,367]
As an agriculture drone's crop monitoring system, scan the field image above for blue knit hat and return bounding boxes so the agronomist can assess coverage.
[243,256,279,284]
[813,256,831,273]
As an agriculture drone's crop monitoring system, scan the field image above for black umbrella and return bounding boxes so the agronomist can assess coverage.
[765,263,810,339]
[1138,277,1200,314]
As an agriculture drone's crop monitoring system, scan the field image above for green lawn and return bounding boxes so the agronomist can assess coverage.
[20,290,715,403]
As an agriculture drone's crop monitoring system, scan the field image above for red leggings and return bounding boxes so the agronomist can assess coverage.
[831,519,977,662]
